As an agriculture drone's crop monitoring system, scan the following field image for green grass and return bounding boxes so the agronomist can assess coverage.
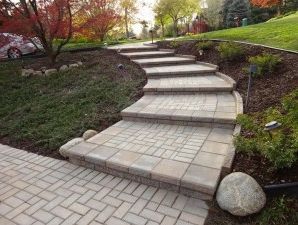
[0,51,145,156]
[182,12,298,51]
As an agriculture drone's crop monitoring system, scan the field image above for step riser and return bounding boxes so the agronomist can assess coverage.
[68,156,213,200]
[118,48,158,53]
[122,116,236,128]
[126,53,175,59]
[143,87,234,94]
[147,72,216,79]
[137,61,196,68]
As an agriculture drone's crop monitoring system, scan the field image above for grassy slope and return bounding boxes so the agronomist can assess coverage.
[195,12,298,51]
[0,50,145,157]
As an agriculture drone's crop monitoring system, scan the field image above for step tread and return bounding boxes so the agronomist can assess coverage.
[144,75,233,92]
[121,51,173,57]
[133,57,195,65]
[121,93,237,124]
[145,64,217,76]
[62,120,234,197]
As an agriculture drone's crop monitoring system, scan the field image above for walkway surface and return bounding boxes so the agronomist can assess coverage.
[0,144,208,225]
[61,43,243,201]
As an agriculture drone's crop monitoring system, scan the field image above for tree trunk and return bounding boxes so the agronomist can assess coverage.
[173,20,178,37]
[161,24,165,37]
[125,7,129,39]
[277,4,281,16]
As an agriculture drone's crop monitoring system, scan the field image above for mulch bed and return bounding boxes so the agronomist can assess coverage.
[157,40,298,113]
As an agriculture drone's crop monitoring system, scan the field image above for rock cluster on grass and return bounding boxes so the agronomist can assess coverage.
[216,172,266,216]
[21,61,83,77]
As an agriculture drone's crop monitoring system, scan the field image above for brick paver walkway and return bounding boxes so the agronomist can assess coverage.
[0,144,208,225]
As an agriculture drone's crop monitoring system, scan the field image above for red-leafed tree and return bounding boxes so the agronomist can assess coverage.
[251,0,283,14]
[79,0,120,42]
[0,0,80,63]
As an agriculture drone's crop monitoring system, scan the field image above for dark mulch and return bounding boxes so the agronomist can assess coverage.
[157,40,298,113]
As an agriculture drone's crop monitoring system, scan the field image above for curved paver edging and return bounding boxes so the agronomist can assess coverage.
[61,43,243,202]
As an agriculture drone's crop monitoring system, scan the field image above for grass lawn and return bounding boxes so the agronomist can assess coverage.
[183,12,298,51]
[0,49,145,158]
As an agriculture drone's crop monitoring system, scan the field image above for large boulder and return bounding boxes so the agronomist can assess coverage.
[216,172,266,216]
[83,130,98,140]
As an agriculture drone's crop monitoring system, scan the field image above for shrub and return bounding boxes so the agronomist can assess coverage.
[170,40,181,48]
[248,53,281,77]
[196,41,214,51]
[216,42,244,61]
[234,89,298,169]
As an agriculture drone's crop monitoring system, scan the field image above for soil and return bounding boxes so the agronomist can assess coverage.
[157,40,298,113]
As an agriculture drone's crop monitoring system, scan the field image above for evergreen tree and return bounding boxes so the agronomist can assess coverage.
[221,0,234,28]
[226,0,251,27]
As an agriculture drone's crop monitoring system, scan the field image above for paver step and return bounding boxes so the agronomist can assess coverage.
[108,44,158,52]
[144,64,217,78]
[121,93,238,125]
[133,57,196,67]
[60,120,235,200]
[121,51,175,59]
[144,75,234,93]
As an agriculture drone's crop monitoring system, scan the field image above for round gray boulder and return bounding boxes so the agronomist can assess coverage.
[216,172,266,216]
[83,130,98,140]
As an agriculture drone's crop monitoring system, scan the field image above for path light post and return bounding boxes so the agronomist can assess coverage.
[245,64,257,111]
[264,121,282,139]
[149,29,153,44]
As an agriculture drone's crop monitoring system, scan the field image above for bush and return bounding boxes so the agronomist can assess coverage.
[248,53,281,77]
[216,42,244,61]
[170,40,181,48]
[196,41,214,51]
[234,89,298,169]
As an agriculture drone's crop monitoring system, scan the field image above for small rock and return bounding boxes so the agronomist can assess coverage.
[45,68,57,76]
[69,63,79,69]
[118,64,124,70]
[34,71,43,76]
[82,130,98,140]
[59,65,69,72]
[216,172,266,216]
[77,61,83,66]
[59,137,84,157]
[40,66,47,72]
[21,69,34,77]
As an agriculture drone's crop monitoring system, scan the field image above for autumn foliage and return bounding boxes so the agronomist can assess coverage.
[250,0,282,8]
[79,0,121,42]
[0,0,121,63]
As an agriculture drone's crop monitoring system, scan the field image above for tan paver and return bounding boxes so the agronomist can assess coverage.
[121,93,237,124]
[133,57,195,67]
[121,51,175,59]
[0,144,208,225]
[144,75,233,92]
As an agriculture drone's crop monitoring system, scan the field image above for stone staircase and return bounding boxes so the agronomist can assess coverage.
[60,43,243,202]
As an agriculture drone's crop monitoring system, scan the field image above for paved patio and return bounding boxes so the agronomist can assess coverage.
[0,144,208,225]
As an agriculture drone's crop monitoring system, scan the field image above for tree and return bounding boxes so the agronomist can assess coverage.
[225,0,251,27]
[120,0,137,39]
[0,0,80,64]
[251,0,283,14]
[79,0,120,42]
[203,0,224,30]
[153,2,171,37]
[156,0,200,37]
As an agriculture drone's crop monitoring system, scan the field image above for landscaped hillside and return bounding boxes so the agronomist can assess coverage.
[197,12,298,51]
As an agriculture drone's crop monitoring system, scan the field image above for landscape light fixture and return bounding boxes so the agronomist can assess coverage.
[149,29,154,44]
[264,121,282,139]
[245,64,257,111]
[199,50,204,56]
